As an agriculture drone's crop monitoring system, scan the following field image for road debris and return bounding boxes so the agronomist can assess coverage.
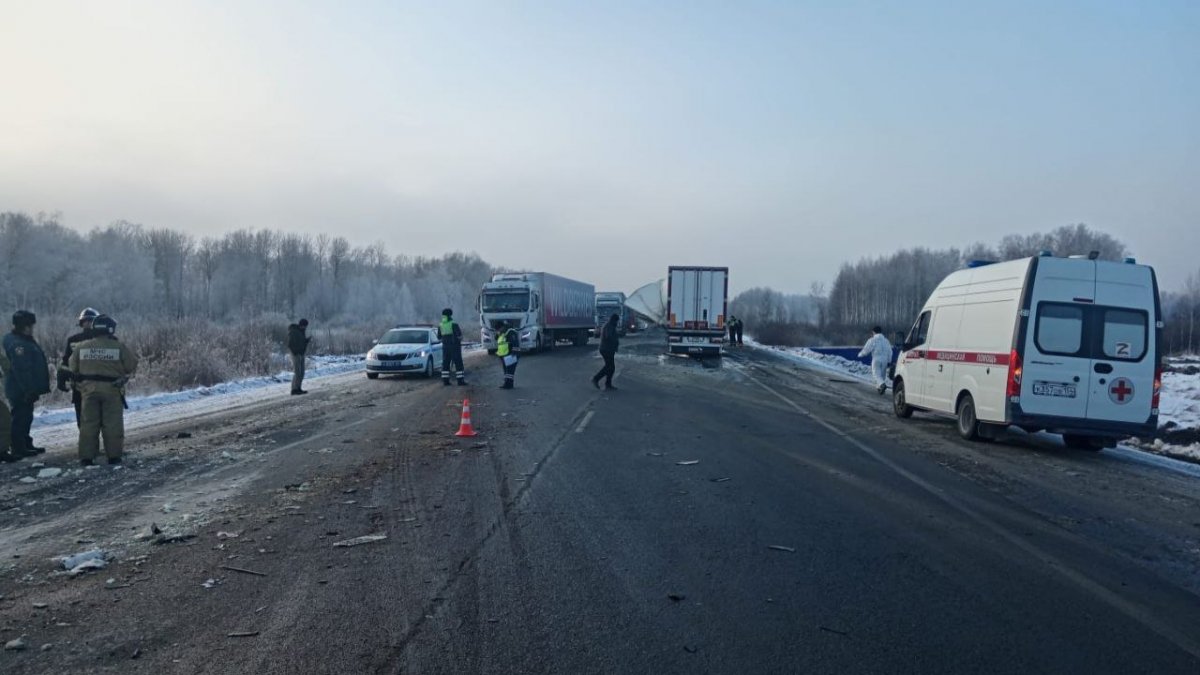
[220,565,267,577]
[19,476,37,484]
[61,549,109,574]
[201,578,218,589]
[668,593,686,602]
[332,534,388,548]
[153,533,197,545]
[32,602,49,609]
[710,477,731,483]
[176,432,193,439]
[819,625,849,637]
[216,531,241,539]
[683,645,698,653]
[675,460,700,466]
[36,467,64,479]
[767,545,796,553]
[646,452,665,457]
[227,631,260,638]
[4,637,28,651]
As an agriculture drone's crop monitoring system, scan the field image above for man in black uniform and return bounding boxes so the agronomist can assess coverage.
[58,307,100,426]
[437,308,467,386]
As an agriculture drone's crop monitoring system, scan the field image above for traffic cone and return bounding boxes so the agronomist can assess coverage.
[455,399,478,437]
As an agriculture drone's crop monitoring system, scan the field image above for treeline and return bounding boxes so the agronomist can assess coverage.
[0,211,493,327]
[0,211,497,393]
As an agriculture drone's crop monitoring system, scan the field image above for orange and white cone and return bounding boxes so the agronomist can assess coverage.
[455,399,478,437]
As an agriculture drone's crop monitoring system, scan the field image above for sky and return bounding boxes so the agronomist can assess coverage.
[2,0,1198,294]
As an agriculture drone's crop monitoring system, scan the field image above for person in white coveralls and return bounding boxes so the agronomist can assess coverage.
[859,326,893,395]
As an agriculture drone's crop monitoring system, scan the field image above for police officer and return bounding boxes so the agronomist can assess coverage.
[58,307,101,426]
[437,308,467,386]
[69,315,138,466]
[0,346,15,463]
[496,325,519,389]
[3,311,51,457]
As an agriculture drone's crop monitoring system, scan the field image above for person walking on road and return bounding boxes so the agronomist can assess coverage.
[733,316,744,346]
[437,308,467,386]
[58,307,100,426]
[3,311,51,457]
[69,315,138,466]
[859,325,893,396]
[0,347,15,463]
[496,326,519,389]
[287,318,311,395]
[592,313,620,390]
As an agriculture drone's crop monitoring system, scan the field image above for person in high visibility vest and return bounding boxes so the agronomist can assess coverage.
[496,326,519,389]
[437,308,467,386]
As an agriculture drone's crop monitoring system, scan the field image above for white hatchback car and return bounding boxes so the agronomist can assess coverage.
[365,326,442,379]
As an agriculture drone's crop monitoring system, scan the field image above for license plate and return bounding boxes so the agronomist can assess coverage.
[1033,381,1076,398]
[685,336,707,344]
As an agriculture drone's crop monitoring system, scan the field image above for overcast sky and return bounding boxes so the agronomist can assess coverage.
[2,1,1197,294]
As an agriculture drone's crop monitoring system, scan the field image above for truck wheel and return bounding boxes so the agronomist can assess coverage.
[956,394,980,441]
[893,380,914,419]
[1063,434,1103,451]
[366,372,379,380]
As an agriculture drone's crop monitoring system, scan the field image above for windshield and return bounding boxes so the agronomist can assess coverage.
[379,329,430,345]
[482,291,530,313]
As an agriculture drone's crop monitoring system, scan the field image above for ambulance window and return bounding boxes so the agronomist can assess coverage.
[907,311,931,348]
[1035,303,1083,355]
[1101,309,1146,361]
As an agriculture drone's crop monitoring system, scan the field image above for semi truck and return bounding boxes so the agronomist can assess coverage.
[666,266,729,357]
[593,291,630,336]
[480,272,595,353]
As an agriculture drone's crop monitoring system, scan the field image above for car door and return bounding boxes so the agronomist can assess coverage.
[899,310,931,407]
[924,304,965,414]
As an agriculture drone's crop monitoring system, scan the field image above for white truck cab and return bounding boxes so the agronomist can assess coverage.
[892,253,1162,450]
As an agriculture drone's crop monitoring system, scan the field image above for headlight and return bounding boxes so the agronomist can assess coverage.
[520,330,533,338]
[367,349,376,359]
[418,350,427,358]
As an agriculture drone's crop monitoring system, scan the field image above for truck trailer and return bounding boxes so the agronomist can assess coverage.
[480,272,595,353]
[666,266,729,357]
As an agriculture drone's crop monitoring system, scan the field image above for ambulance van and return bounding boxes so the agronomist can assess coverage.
[891,252,1162,450]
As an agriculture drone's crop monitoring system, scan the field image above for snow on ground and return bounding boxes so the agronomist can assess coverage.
[747,340,1200,465]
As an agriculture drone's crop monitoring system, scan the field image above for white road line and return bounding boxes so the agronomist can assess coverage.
[744,368,1200,661]
[575,410,596,434]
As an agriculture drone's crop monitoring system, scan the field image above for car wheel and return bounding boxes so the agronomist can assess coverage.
[956,394,979,441]
[893,380,914,419]
[424,357,434,378]
[366,372,379,380]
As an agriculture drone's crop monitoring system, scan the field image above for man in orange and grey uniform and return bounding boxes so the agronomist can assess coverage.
[69,314,138,466]
[58,307,100,426]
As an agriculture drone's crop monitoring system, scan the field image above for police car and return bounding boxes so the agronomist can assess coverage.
[364,326,442,379]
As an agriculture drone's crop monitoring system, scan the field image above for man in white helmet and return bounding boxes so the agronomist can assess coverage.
[58,307,100,426]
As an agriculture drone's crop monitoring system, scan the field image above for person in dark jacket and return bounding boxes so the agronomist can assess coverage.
[727,316,738,345]
[3,311,51,457]
[58,307,101,426]
[0,347,13,463]
[734,317,744,346]
[592,313,620,390]
[437,308,467,386]
[287,319,311,395]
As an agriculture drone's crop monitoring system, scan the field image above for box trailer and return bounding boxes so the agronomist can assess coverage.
[666,266,728,356]
[480,272,595,353]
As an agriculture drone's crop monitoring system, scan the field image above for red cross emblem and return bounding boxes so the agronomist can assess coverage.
[1108,378,1134,404]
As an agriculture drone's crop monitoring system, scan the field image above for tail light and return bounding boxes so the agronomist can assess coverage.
[669,313,676,327]
[1006,349,1022,399]
[1152,365,1162,412]
[717,314,725,328]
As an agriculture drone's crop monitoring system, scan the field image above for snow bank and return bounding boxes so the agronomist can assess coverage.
[33,354,365,430]
[745,339,873,381]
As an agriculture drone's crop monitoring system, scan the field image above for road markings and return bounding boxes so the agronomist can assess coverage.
[743,367,1200,661]
[575,410,595,434]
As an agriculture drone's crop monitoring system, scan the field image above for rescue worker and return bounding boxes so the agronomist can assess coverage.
[496,325,519,389]
[858,325,893,395]
[3,311,51,457]
[733,316,744,346]
[727,316,738,345]
[0,346,14,463]
[58,307,101,426]
[437,308,467,386]
[69,314,137,466]
[592,313,620,390]
[287,318,311,395]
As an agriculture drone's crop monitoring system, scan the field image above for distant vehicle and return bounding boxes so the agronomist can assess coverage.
[479,272,595,353]
[593,291,630,337]
[892,253,1162,450]
[666,266,729,357]
[364,326,441,379]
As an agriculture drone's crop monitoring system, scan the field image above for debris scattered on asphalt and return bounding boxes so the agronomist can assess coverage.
[683,645,698,653]
[216,531,240,539]
[61,549,109,574]
[471,442,489,449]
[819,625,849,637]
[176,432,193,439]
[219,565,268,577]
[161,503,176,513]
[201,578,218,589]
[676,460,700,466]
[768,545,796,553]
[36,467,64,479]
[332,534,388,548]
[646,452,664,457]
[40,643,53,652]
[668,593,686,602]
[32,602,49,609]
[4,637,27,651]
[153,533,197,545]
[710,477,731,483]
[342,488,358,494]
[19,476,37,484]
[227,631,260,638]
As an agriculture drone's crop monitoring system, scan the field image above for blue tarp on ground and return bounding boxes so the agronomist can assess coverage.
[807,346,899,366]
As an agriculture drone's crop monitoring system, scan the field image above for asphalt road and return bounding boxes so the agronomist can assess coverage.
[2,334,1199,674]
